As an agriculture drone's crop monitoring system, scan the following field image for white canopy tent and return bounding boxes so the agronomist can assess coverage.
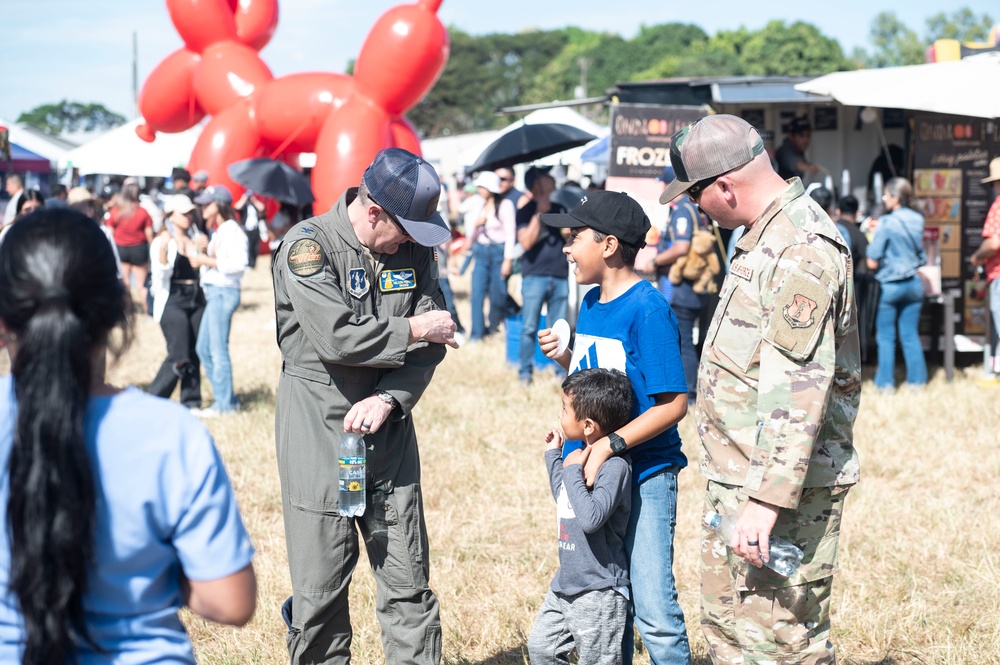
[60,119,202,177]
[795,53,1000,119]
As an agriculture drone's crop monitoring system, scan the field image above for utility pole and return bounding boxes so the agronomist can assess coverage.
[575,57,590,100]
[132,31,139,117]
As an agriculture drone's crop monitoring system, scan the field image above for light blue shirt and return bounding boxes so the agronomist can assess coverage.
[0,378,254,664]
[866,206,926,284]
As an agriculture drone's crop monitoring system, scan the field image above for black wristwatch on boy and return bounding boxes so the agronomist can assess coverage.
[608,432,628,455]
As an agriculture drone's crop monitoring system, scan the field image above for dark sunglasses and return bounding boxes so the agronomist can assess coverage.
[687,174,722,200]
[371,198,411,238]
[498,176,513,182]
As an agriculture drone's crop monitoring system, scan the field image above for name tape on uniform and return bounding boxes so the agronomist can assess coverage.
[379,268,416,292]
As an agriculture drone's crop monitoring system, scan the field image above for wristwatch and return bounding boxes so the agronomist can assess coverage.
[375,390,399,410]
[608,432,628,455]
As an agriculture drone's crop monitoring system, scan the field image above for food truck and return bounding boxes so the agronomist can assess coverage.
[603,69,1000,372]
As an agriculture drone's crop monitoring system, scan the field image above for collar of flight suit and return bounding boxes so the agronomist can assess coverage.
[319,187,365,251]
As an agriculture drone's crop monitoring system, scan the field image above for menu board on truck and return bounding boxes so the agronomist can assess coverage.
[910,112,1000,336]
[606,103,708,214]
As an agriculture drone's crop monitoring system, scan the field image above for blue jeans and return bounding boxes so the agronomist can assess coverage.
[623,468,691,665]
[673,305,700,400]
[439,276,464,334]
[656,274,674,305]
[196,285,241,411]
[989,279,1000,368]
[470,243,508,340]
[874,275,927,389]
[519,275,568,381]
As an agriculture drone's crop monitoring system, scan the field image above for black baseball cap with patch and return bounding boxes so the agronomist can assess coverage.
[363,148,450,247]
[659,114,764,205]
[540,189,650,246]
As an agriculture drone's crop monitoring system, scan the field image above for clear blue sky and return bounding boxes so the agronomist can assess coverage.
[1,0,996,123]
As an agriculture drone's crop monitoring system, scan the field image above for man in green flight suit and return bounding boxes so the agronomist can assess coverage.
[272,148,458,664]
[660,115,861,665]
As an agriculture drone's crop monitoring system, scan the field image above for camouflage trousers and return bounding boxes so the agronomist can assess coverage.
[700,481,850,665]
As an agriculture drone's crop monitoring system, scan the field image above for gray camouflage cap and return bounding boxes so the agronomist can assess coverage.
[659,114,764,204]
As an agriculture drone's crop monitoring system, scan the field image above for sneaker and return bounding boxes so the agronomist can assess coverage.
[190,407,220,419]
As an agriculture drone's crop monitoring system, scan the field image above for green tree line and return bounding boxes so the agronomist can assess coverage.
[14,10,992,142]
[408,8,993,138]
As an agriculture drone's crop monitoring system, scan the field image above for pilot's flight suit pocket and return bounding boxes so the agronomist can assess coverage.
[360,483,430,589]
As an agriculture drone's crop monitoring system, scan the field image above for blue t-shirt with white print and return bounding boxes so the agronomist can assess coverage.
[564,280,688,483]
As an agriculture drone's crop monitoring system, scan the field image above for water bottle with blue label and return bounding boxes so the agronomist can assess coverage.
[338,433,366,517]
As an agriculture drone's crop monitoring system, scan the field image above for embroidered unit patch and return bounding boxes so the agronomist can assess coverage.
[287,239,324,277]
[782,293,818,329]
[348,268,370,298]
[379,268,416,292]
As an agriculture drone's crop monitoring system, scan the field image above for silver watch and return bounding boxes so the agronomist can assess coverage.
[375,390,399,409]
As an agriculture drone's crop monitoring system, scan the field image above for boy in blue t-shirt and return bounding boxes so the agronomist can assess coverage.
[528,368,633,665]
[538,190,692,664]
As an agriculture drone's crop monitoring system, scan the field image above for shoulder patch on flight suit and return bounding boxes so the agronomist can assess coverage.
[287,239,325,277]
[767,272,831,360]
[379,268,416,292]
[348,268,369,298]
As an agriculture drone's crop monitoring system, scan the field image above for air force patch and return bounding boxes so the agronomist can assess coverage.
[782,293,818,329]
[348,268,369,298]
[379,268,416,292]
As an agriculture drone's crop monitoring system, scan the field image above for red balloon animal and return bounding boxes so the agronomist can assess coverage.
[136,0,449,211]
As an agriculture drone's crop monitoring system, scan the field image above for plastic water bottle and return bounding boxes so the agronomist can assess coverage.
[704,511,804,577]
[338,433,366,517]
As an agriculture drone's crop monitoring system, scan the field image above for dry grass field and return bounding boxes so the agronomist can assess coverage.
[4,258,1000,664]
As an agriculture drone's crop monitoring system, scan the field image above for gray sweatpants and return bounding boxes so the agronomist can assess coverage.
[528,587,628,665]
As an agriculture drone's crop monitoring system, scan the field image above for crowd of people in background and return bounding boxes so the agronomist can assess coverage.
[0,167,312,417]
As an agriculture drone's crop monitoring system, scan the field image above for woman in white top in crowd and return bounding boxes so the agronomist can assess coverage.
[148,195,207,410]
[467,171,517,341]
[190,186,249,416]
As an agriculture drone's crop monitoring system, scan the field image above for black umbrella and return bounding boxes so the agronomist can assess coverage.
[227,158,315,206]
[469,123,597,173]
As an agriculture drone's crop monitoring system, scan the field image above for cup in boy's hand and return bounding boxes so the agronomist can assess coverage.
[544,428,564,451]
[550,318,570,356]
[538,325,568,361]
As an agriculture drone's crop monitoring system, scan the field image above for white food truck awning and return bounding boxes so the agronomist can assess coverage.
[795,53,1000,120]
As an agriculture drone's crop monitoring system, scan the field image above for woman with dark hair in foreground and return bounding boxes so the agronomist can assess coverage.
[0,208,256,664]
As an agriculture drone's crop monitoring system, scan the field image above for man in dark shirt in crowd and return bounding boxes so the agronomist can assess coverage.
[836,194,876,363]
[775,117,821,181]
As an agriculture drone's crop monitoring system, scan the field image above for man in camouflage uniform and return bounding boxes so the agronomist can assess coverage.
[660,115,861,664]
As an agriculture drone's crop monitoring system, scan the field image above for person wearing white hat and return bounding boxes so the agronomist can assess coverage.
[971,157,1000,373]
[468,170,518,341]
[148,195,207,409]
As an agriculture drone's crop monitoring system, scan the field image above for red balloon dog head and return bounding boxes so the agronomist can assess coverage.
[137,0,448,211]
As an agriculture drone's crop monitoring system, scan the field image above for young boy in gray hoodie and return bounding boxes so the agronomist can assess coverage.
[528,368,634,665]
